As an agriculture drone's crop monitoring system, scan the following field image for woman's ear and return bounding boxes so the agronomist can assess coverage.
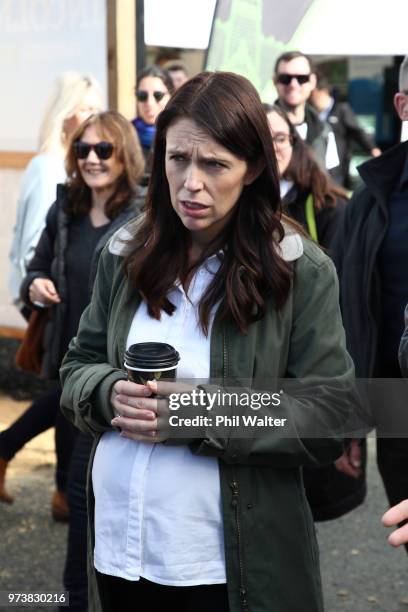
[244,159,265,186]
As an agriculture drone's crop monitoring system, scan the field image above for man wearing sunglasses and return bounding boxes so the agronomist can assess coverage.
[274,51,340,176]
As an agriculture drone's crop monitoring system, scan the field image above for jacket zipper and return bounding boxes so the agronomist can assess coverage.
[223,328,249,612]
[365,205,388,376]
[230,477,250,612]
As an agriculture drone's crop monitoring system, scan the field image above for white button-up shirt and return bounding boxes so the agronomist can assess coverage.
[92,254,227,585]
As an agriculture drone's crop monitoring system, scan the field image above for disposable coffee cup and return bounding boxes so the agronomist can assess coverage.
[124,342,180,385]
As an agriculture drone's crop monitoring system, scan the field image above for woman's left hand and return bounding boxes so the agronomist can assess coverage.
[111,379,171,443]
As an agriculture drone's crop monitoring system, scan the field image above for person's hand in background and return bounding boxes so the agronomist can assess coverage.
[29,278,61,307]
[334,438,362,479]
[382,500,408,546]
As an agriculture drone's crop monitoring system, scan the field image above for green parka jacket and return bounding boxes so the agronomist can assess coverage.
[60,220,355,612]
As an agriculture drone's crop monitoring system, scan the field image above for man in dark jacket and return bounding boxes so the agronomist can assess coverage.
[274,50,340,174]
[310,71,381,188]
[333,55,408,531]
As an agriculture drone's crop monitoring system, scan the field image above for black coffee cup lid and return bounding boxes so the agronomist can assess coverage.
[124,342,180,370]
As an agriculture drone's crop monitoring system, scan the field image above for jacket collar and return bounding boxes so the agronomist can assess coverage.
[56,182,68,200]
[303,104,324,142]
[56,183,145,218]
[109,215,303,263]
[274,100,324,143]
[278,222,304,261]
[109,215,144,256]
[358,140,408,202]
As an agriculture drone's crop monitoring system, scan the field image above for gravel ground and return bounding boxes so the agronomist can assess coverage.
[0,396,66,612]
[318,436,408,612]
[0,397,407,612]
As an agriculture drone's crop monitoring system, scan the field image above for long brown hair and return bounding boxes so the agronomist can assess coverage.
[266,104,347,210]
[125,71,294,335]
[65,111,144,219]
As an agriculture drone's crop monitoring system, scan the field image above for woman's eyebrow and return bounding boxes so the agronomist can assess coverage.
[166,148,230,163]
[199,153,231,163]
[167,147,188,155]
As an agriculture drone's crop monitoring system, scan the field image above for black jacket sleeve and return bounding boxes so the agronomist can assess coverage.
[316,196,348,252]
[331,185,365,284]
[20,200,59,307]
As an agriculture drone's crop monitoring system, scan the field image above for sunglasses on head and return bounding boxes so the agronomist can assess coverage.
[73,141,114,160]
[276,73,310,86]
[136,90,166,103]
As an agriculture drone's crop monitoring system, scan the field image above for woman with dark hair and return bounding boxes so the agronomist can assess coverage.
[61,72,354,612]
[131,65,174,160]
[265,103,348,249]
[266,104,366,523]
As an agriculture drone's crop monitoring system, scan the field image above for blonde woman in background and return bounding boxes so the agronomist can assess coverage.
[8,71,103,312]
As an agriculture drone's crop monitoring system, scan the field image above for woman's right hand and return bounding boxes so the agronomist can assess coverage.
[111,379,194,443]
[110,380,158,441]
[28,278,61,307]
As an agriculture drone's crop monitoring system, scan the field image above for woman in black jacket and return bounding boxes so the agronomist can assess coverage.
[0,112,144,522]
[265,103,348,250]
[265,103,366,521]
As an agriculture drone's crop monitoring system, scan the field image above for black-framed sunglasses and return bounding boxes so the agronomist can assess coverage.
[276,73,310,86]
[73,141,115,160]
[136,90,167,103]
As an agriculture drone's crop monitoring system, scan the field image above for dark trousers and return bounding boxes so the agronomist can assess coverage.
[63,432,93,612]
[0,387,77,491]
[95,573,229,612]
[377,437,408,553]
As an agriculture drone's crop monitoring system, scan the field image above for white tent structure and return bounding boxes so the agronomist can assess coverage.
[295,0,408,56]
[144,0,408,56]
[144,0,217,49]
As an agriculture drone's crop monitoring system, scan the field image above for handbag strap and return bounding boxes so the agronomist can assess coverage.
[305,194,318,244]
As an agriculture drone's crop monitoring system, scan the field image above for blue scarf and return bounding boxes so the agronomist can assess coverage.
[133,117,156,150]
